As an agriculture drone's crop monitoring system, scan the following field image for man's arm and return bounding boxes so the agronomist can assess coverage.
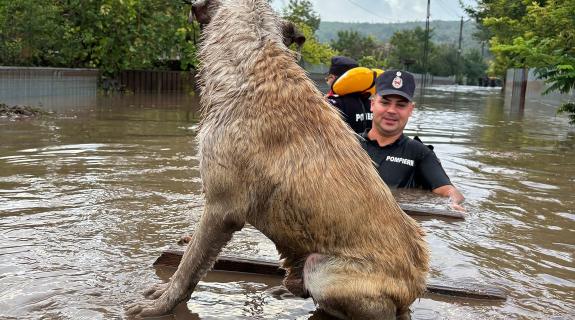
[415,145,466,212]
[432,185,465,212]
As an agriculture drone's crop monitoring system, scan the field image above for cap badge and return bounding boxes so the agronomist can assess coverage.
[392,73,403,89]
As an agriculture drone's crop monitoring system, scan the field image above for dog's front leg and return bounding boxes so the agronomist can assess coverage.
[126,201,245,318]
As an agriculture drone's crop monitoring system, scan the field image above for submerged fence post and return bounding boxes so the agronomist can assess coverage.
[519,67,528,112]
[508,68,527,115]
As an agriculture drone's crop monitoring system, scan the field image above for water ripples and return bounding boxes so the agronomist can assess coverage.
[1,92,574,319]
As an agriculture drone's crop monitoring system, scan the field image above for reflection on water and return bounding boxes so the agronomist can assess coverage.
[0,89,573,319]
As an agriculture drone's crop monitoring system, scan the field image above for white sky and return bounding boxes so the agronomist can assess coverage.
[270,0,476,23]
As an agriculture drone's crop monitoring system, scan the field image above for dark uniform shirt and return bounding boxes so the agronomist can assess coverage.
[359,132,452,190]
[327,93,372,133]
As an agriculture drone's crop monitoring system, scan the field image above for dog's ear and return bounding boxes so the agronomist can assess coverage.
[190,0,217,25]
[281,20,306,48]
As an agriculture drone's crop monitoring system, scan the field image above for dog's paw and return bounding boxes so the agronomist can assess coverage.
[143,282,170,300]
[124,283,172,318]
[125,299,170,318]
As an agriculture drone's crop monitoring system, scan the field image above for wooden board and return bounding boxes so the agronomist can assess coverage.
[154,248,506,301]
[399,204,465,219]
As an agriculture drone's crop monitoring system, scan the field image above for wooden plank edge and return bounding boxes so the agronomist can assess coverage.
[426,282,507,301]
[399,204,466,220]
[153,249,505,301]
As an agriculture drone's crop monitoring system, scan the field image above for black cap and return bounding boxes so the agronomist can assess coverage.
[375,70,416,101]
[328,56,358,77]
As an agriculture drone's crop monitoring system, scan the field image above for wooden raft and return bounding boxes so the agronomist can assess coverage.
[154,248,506,301]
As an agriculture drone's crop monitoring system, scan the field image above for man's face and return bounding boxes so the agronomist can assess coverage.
[325,74,336,87]
[370,94,414,137]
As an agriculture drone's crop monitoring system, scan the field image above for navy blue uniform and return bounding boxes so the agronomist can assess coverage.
[359,132,452,190]
[328,93,372,134]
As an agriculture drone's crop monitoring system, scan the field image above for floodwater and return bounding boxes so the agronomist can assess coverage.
[0,87,573,319]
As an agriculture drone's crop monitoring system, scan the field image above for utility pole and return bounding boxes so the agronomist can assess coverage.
[420,0,431,100]
[456,16,464,84]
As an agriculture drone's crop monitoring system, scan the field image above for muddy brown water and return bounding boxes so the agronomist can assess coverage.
[0,87,573,319]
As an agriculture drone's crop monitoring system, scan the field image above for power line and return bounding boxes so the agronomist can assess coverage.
[434,0,463,19]
[420,0,431,101]
[344,0,395,22]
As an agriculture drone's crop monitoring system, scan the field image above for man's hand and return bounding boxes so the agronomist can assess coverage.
[450,202,466,212]
[432,185,466,212]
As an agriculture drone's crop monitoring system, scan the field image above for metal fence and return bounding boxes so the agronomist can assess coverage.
[116,70,195,94]
[0,67,98,109]
[0,67,196,109]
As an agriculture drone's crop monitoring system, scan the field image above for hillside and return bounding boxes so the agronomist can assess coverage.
[317,20,482,50]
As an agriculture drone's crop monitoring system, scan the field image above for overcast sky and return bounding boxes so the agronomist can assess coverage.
[270,0,476,23]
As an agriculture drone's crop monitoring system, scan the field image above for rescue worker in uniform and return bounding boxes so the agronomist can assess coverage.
[360,70,466,211]
[325,56,372,133]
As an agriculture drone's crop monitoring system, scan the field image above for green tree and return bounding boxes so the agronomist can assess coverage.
[463,49,488,85]
[65,0,198,74]
[428,43,459,77]
[537,60,575,124]
[0,0,70,66]
[358,56,387,69]
[0,0,198,74]
[282,0,320,32]
[388,27,433,73]
[330,30,380,61]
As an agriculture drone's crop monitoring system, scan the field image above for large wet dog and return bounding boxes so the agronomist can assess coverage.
[126,1,429,318]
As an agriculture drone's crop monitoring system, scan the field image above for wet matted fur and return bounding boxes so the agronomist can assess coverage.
[126,1,429,319]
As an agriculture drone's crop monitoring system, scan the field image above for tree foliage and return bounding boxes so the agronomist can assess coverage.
[317,21,482,49]
[280,0,336,65]
[388,27,433,73]
[0,0,70,66]
[557,102,575,124]
[282,0,320,33]
[465,0,574,77]
[358,56,387,69]
[0,0,198,74]
[329,25,486,81]
[427,43,459,77]
[462,49,489,85]
[330,30,381,62]
[291,22,337,65]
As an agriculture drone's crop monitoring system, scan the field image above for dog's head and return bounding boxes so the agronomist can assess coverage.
[187,0,219,26]
[279,20,306,49]
[187,0,305,48]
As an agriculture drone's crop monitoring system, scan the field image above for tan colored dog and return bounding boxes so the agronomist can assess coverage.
[126,0,428,319]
